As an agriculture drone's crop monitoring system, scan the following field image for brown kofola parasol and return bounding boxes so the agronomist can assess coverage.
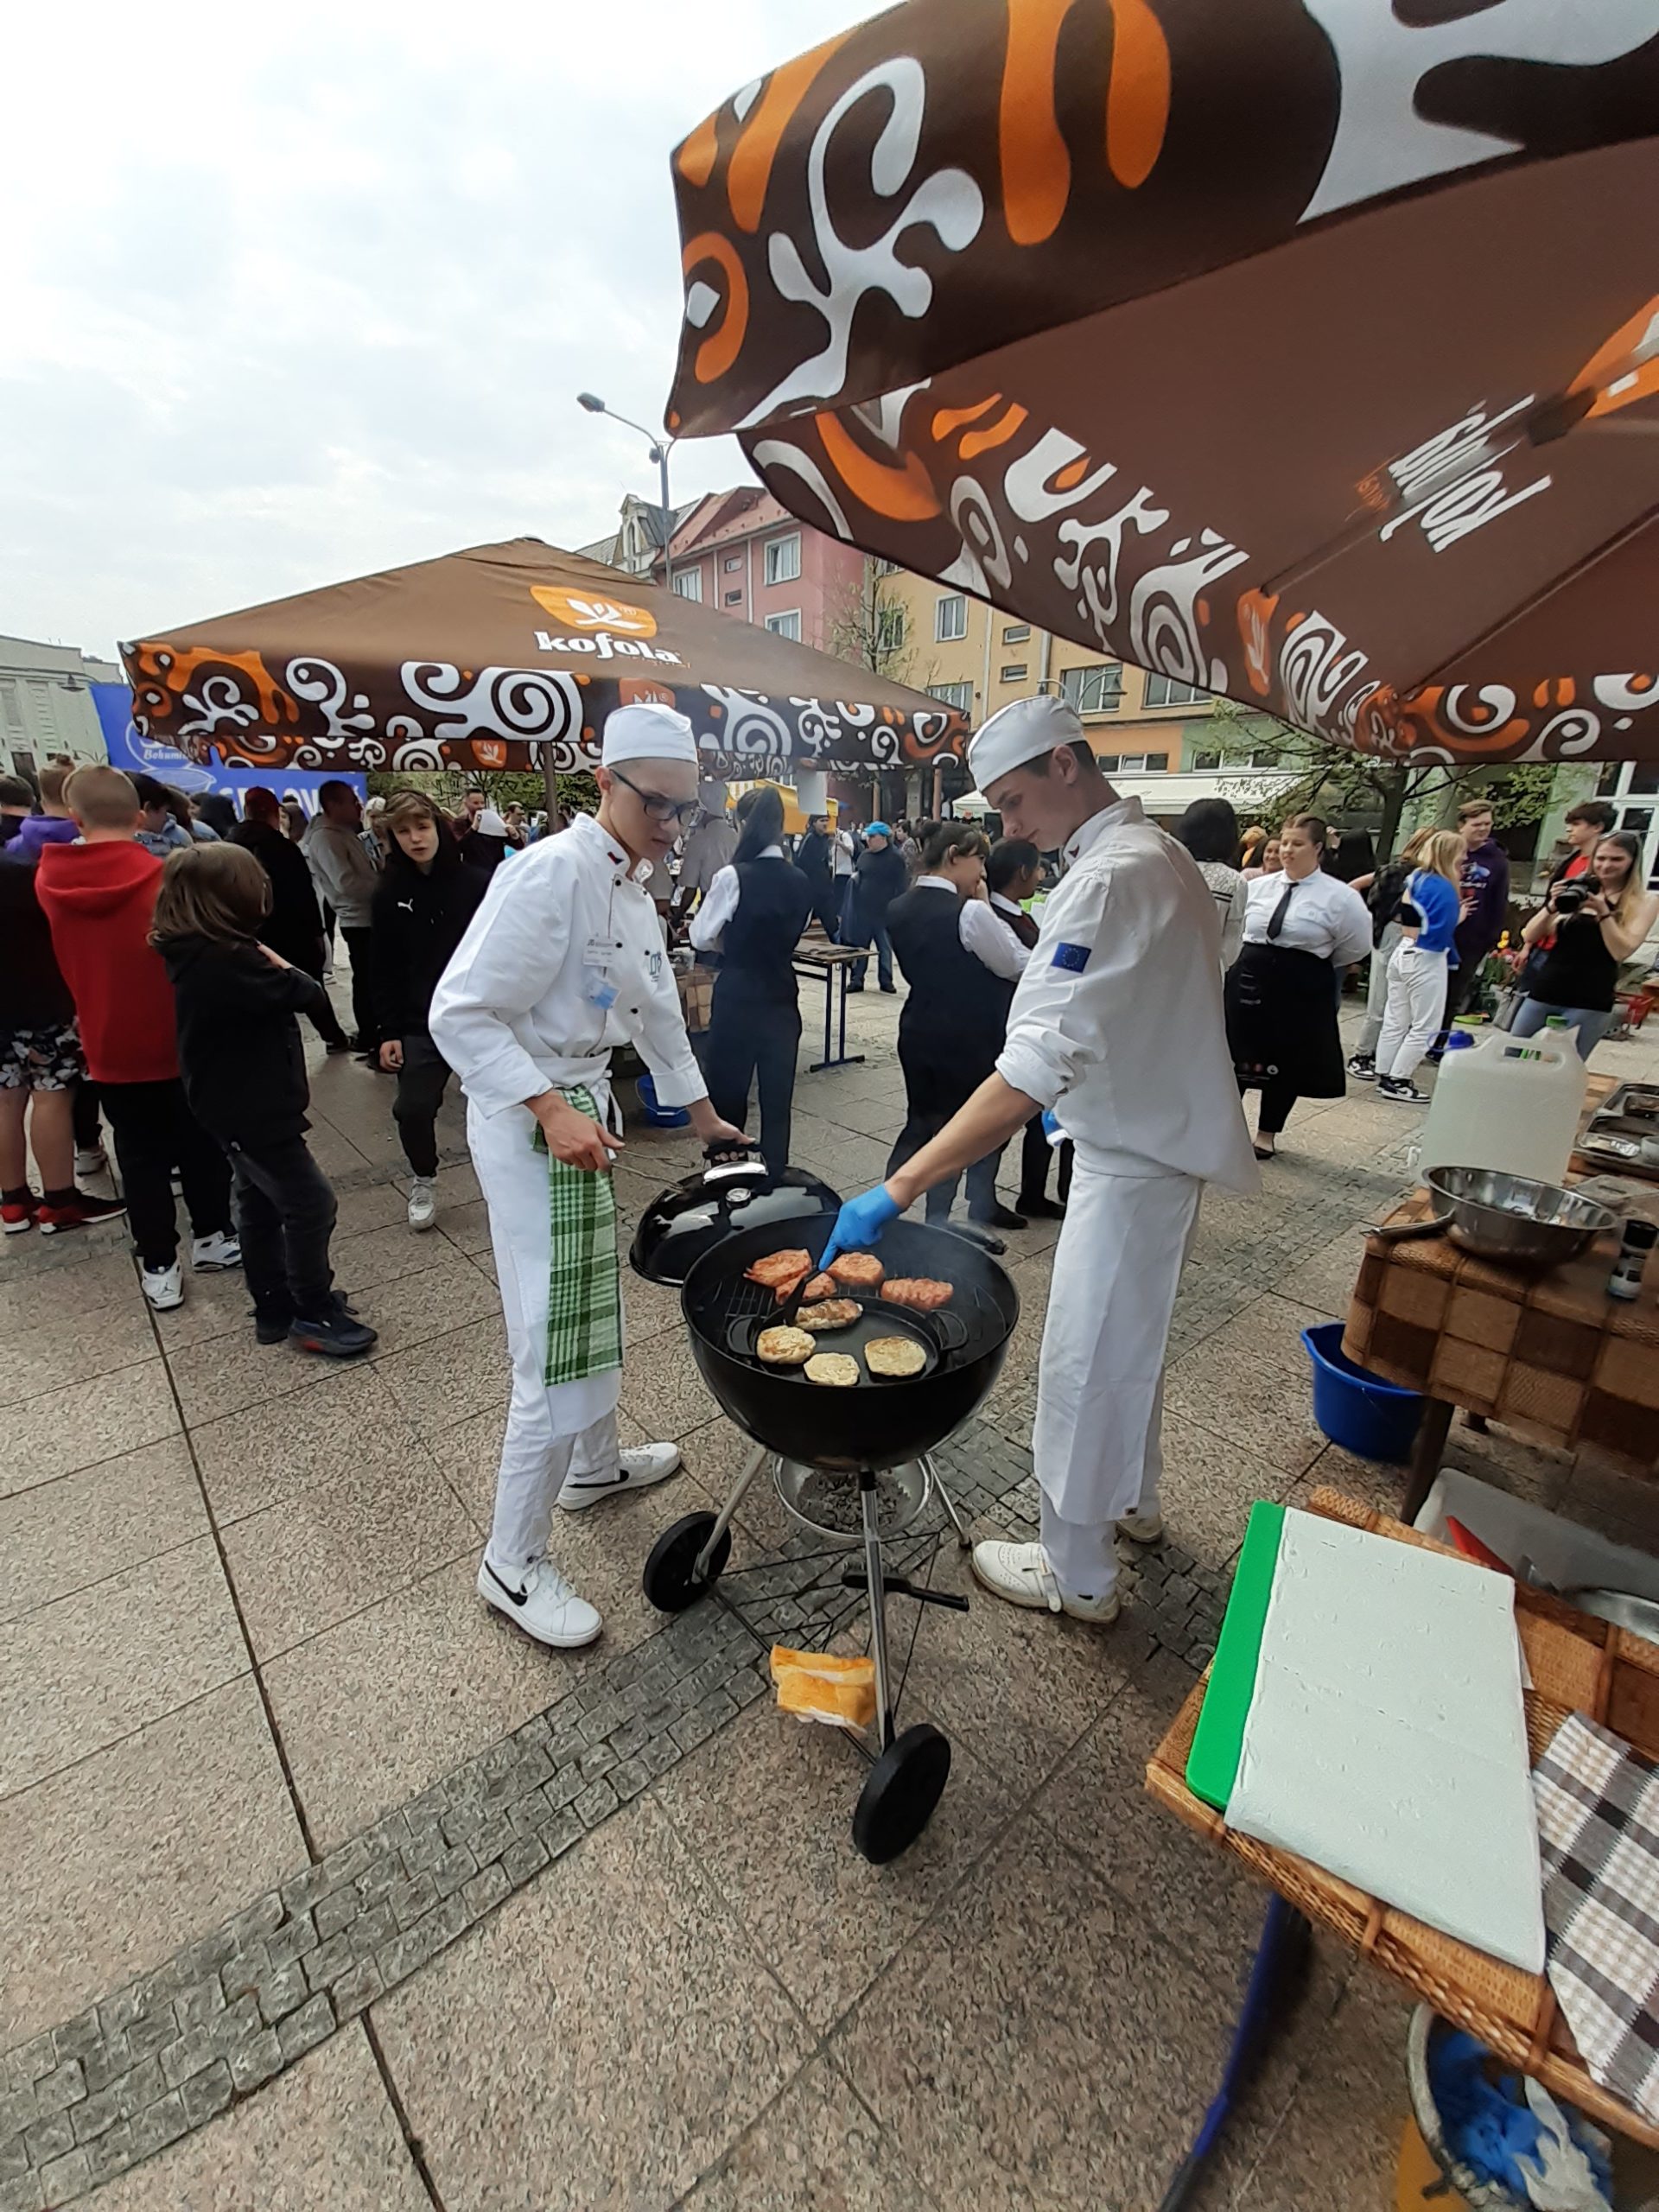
[665,2,1659,766]
[119,538,963,778]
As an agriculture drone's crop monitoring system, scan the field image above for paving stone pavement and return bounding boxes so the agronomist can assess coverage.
[4,982,1656,2210]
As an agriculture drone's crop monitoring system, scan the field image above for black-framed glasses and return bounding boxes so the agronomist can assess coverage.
[607,767,699,827]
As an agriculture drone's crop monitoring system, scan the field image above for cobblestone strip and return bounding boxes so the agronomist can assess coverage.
[0,1603,767,2209]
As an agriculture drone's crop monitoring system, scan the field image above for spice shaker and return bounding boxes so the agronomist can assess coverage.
[1608,1217,1658,1302]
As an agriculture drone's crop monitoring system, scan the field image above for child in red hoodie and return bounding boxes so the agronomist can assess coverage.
[36,766,240,1311]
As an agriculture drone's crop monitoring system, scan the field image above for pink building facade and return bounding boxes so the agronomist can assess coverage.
[650,488,866,658]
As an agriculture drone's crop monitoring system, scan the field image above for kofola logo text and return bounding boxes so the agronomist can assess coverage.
[1374,397,1551,556]
[529,585,684,666]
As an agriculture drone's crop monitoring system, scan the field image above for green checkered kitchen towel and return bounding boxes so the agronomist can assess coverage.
[532,1085,622,1386]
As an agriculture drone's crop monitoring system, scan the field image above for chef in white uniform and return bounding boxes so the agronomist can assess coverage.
[819,696,1257,1623]
[429,704,741,1651]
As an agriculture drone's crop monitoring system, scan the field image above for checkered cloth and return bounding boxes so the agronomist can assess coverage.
[537,1085,622,1387]
[1534,1710,1659,2124]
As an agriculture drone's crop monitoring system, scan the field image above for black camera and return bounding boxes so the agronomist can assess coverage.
[1553,880,1591,915]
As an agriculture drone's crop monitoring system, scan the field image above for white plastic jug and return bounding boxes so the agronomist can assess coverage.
[1418,1027,1587,1186]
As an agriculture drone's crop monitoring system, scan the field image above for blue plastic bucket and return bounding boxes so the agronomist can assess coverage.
[1300,1321,1424,1463]
[636,1072,690,1129]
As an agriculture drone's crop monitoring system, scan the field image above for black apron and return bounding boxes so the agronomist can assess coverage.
[1225,942,1346,1097]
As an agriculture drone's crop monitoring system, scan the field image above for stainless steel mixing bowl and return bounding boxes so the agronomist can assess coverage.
[1424,1166,1616,1270]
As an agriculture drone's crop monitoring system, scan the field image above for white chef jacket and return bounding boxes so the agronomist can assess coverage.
[1240,868,1373,966]
[995,798,1257,1190]
[687,845,786,950]
[429,810,704,1116]
[912,876,1032,982]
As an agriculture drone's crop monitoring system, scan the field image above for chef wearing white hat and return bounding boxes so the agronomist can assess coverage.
[820,695,1256,1624]
[430,703,742,1652]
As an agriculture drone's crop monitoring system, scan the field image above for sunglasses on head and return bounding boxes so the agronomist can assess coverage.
[607,767,699,826]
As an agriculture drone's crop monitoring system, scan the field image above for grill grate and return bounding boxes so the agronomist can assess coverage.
[700,1267,992,1369]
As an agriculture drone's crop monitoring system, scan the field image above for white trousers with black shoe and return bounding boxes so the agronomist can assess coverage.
[1033,1160,1199,1603]
[468,1098,623,1569]
[1376,943,1448,1083]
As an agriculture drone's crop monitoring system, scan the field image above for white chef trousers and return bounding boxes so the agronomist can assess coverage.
[1376,943,1449,1082]
[1033,1159,1200,1601]
[467,1098,623,1569]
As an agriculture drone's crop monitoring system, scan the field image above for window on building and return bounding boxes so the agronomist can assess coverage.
[1099,752,1168,773]
[1058,662,1123,714]
[1002,623,1030,644]
[935,594,967,642]
[765,610,802,641]
[764,533,801,585]
[1598,762,1624,795]
[1143,673,1206,708]
[723,555,742,571]
[877,606,906,652]
[1629,765,1659,796]
[1192,749,1223,771]
[927,681,974,714]
[870,556,899,577]
[1249,747,1282,767]
[1001,664,1027,683]
[0,678,20,734]
[671,569,702,601]
[724,590,743,605]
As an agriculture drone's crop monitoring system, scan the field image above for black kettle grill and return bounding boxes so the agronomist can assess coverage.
[630,1145,1020,1861]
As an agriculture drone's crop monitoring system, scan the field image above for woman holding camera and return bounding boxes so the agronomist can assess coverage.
[1512,832,1659,1059]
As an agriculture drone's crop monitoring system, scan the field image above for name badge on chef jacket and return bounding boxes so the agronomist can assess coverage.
[582,934,623,1011]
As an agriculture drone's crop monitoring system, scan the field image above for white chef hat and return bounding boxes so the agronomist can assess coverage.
[968,695,1087,790]
[601,702,699,767]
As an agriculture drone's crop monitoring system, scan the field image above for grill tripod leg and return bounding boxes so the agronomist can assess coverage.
[696,1443,768,1579]
[860,1471,896,1751]
[923,1456,974,1551]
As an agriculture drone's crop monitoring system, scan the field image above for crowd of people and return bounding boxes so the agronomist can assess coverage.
[3,725,1656,1651]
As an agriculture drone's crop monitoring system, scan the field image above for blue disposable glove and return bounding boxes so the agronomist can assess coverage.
[1041,1109,1063,1142]
[819,1184,901,1268]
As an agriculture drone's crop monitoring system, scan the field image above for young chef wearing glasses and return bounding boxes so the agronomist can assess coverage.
[819,696,1257,1624]
[429,704,742,1651]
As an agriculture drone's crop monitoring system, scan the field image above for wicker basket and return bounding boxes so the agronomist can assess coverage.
[1145,1486,1659,2149]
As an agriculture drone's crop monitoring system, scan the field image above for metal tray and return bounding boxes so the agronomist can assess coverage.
[1580,1082,1659,1181]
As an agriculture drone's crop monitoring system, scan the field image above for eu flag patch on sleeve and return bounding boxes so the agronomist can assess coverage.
[1051,943,1090,972]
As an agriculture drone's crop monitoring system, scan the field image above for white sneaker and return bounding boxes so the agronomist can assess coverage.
[191,1230,242,1271]
[142,1262,184,1312]
[1116,1508,1165,1544]
[75,1146,109,1178]
[406,1178,437,1232]
[558,1442,683,1512]
[477,1554,602,1649]
[970,1540,1121,1624]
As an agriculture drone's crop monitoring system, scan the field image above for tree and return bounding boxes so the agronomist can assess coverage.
[366,766,600,820]
[825,559,918,686]
[1214,698,1557,859]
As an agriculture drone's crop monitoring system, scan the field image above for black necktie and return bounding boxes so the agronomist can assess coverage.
[1266,877,1298,943]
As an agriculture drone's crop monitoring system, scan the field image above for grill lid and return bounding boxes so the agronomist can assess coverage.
[628,1147,842,1287]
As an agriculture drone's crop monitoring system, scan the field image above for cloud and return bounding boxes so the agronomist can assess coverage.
[0,0,855,652]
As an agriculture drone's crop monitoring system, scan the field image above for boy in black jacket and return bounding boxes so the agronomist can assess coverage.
[371,791,488,1231]
[151,842,375,1357]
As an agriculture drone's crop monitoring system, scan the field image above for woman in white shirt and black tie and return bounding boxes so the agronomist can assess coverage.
[1224,813,1373,1160]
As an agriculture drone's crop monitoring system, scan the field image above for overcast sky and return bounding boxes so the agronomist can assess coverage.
[1,0,856,658]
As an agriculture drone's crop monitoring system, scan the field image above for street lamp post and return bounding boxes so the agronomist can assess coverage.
[576,393,675,593]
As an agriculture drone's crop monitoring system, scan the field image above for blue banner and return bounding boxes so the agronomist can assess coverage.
[91,685,365,817]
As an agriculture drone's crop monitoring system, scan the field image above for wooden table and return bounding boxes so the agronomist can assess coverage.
[792,937,867,1073]
[1343,1081,1659,1520]
[1147,1486,1659,2155]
